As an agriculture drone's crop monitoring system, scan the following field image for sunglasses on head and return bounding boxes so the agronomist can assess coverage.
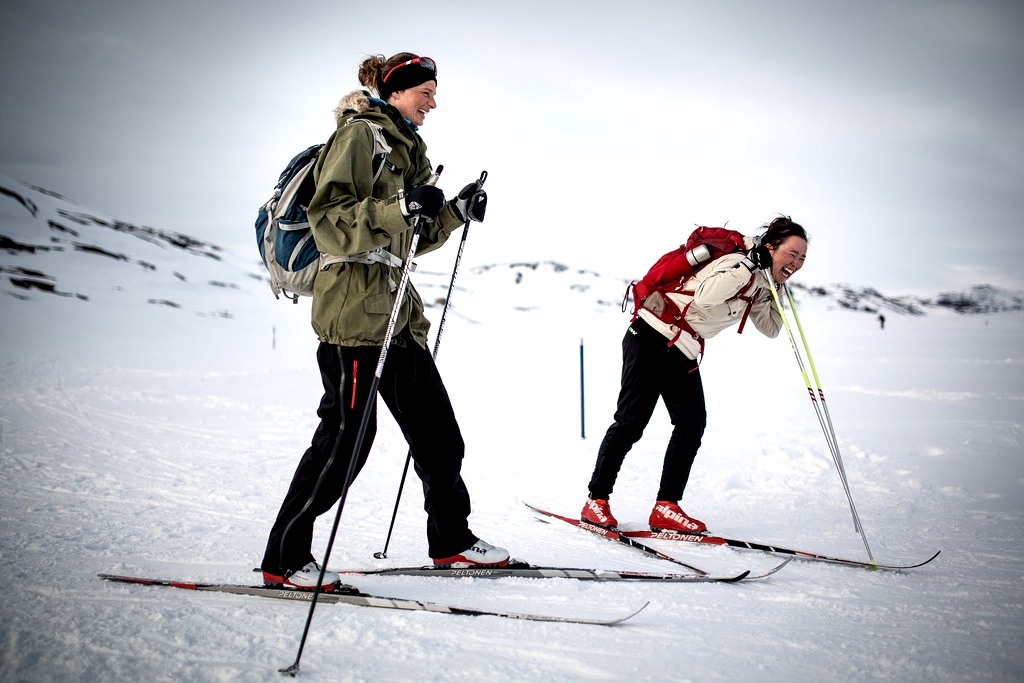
[383,56,437,83]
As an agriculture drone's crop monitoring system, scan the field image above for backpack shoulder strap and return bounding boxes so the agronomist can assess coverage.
[343,118,396,183]
[733,272,760,334]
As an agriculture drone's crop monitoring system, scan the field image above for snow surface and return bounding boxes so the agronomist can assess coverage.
[1,184,1023,682]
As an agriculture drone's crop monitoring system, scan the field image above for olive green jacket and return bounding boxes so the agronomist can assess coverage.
[306,90,465,347]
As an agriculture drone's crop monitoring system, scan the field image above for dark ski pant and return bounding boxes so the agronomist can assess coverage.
[588,317,706,502]
[261,332,476,574]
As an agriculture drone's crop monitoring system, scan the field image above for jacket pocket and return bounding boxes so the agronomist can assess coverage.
[364,292,394,315]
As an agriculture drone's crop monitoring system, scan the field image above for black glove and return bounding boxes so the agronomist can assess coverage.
[744,244,773,271]
[450,180,487,223]
[401,183,445,223]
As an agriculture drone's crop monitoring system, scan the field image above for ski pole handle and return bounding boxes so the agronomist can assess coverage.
[411,164,442,229]
[396,165,444,227]
[427,165,443,187]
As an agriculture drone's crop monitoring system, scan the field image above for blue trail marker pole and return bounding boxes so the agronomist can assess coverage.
[579,338,586,439]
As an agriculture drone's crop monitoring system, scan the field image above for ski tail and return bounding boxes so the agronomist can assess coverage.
[524,502,710,574]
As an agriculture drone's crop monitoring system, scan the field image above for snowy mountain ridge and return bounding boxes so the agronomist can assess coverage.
[2,176,1020,317]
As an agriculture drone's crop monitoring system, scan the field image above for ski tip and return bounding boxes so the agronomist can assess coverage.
[578,600,651,626]
[620,600,651,623]
[883,549,943,570]
[726,570,751,583]
[720,558,791,582]
[863,549,942,571]
[772,558,794,573]
[743,558,792,580]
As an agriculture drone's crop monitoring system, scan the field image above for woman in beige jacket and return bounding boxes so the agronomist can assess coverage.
[581,216,808,534]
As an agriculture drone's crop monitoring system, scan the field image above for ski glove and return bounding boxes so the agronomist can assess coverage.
[449,180,488,223]
[742,245,773,271]
[401,184,445,224]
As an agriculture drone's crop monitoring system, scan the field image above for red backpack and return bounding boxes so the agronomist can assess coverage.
[624,226,756,349]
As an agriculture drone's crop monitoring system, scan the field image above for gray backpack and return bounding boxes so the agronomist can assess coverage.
[255,119,393,302]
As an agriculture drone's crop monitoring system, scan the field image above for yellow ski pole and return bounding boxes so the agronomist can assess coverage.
[783,284,851,477]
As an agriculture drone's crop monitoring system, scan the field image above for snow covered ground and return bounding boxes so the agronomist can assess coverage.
[1,185,1022,681]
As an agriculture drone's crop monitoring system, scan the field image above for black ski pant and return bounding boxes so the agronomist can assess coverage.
[262,332,476,574]
[588,317,706,503]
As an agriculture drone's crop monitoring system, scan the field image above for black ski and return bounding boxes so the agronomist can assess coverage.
[620,529,940,570]
[98,573,647,626]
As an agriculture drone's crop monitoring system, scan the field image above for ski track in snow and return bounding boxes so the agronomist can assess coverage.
[2,248,1023,681]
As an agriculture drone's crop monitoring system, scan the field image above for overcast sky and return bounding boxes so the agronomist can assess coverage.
[1,0,1021,295]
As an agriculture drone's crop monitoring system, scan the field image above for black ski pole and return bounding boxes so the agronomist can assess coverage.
[374,170,486,560]
[280,166,443,678]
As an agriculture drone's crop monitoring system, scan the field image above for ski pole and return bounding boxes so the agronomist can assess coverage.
[281,166,443,678]
[764,275,875,563]
[766,279,859,533]
[782,283,850,478]
[781,283,874,561]
[374,170,486,560]
[764,280,843,481]
[778,283,865,537]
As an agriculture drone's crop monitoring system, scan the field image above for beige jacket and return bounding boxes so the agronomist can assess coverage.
[638,237,782,359]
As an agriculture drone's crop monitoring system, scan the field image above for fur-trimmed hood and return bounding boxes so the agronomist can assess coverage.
[333,90,374,123]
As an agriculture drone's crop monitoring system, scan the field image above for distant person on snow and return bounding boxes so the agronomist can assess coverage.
[878,313,886,330]
[261,52,507,591]
[581,216,809,534]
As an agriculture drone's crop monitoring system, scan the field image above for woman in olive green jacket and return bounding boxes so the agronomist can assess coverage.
[261,53,509,591]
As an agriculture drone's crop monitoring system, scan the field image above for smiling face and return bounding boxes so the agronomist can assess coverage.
[389,81,437,127]
[766,235,808,283]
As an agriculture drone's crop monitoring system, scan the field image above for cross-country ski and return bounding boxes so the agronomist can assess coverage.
[98,573,647,626]
[333,561,792,582]
[620,529,940,570]
[527,502,937,571]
